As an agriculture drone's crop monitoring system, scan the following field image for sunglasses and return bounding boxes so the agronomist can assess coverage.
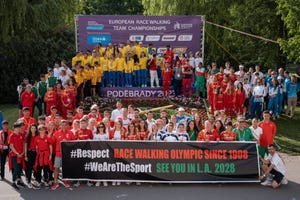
[98,126,104,128]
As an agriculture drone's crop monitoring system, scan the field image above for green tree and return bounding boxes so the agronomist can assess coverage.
[276,0,300,63]
[142,0,286,68]
[0,0,81,103]
[83,0,144,15]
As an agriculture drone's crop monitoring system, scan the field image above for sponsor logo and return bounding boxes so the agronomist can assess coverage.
[145,35,160,41]
[129,35,144,41]
[162,35,177,41]
[86,21,105,30]
[86,25,104,30]
[178,35,193,41]
[173,22,193,30]
[87,35,111,45]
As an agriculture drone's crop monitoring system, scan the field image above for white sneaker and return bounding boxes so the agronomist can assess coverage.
[103,181,108,187]
[95,182,100,187]
[136,182,141,186]
[73,181,80,187]
[281,177,288,185]
[86,181,93,187]
[261,179,272,186]
[27,183,33,189]
[112,182,116,186]
[116,182,121,186]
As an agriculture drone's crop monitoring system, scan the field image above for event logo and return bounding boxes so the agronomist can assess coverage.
[145,35,160,41]
[87,35,111,45]
[129,35,144,41]
[178,35,193,41]
[173,22,193,30]
[162,35,177,41]
[86,21,105,30]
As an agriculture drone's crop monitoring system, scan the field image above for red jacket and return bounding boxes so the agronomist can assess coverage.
[21,91,35,108]
[148,57,157,71]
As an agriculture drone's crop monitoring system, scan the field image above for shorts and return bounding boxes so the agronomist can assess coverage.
[270,168,284,184]
[54,157,62,168]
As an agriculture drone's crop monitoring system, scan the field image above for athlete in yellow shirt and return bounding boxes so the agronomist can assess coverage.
[115,53,125,87]
[125,54,134,87]
[72,51,83,67]
[108,55,116,87]
[140,52,148,87]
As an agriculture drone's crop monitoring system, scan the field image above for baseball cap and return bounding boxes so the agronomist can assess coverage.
[178,107,185,112]
[22,107,30,111]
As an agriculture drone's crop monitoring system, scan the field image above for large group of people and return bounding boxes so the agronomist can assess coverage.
[0,98,288,190]
[16,41,299,123]
[1,41,298,191]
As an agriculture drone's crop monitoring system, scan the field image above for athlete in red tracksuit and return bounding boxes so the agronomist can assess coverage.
[61,86,74,119]
[224,83,235,117]
[44,86,57,116]
[20,85,35,117]
[34,125,52,186]
[162,63,173,97]
[75,119,93,140]
[214,87,224,111]
[234,82,246,115]
[208,76,219,115]
[182,64,193,97]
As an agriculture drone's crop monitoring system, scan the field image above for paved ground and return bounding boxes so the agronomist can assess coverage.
[0,156,299,200]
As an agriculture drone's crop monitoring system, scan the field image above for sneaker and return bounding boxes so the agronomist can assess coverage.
[281,177,288,185]
[103,181,108,187]
[51,182,59,190]
[112,182,116,186]
[73,181,80,187]
[33,184,41,190]
[136,182,141,186]
[12,183,20,190]
[63,181,70,188]
[95,182,100,187]
[17,181,26,188]
[261,179,272,186]
[117,182,121,186]
[27,182,33,189]
[86,181,93,187]
[44,182,49,187]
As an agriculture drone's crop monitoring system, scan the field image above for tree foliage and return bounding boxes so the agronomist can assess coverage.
[276,0,300,63]
[142,0,290,68]
[82,0,144,15]
[0,0,81,103]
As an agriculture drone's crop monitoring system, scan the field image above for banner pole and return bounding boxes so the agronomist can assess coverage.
[74,15,78,52]
[202,16,205,64]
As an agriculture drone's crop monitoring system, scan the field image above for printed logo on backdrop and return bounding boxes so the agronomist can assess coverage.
[178,35,193,41]
[145,35,160,42]
[162,35,177,41]
[129,35,144,41]
[173,21,193,30]
[87,35,111,45]
[100,88,175,98]
[86,21,105,30]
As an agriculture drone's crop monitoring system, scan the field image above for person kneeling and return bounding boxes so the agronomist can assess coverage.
[260,144,288,188]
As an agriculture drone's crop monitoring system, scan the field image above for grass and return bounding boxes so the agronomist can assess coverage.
[274,107,300,155]
[1,104,300,154]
